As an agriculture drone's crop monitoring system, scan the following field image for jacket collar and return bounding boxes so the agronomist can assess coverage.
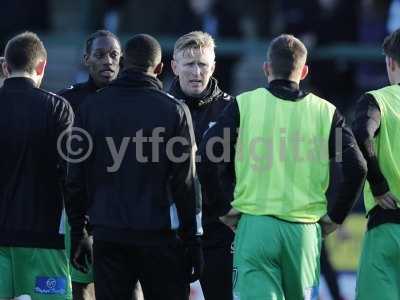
[266,79,307,101]
[3,77,36,89]
[111,68,163,90]
[169,77,222,108]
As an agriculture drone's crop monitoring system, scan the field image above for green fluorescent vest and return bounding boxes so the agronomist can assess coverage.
[364,85,400,214]
[233,88,336,223]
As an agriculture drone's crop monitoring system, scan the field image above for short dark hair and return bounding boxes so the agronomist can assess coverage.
[5,32,47,74]
[267,34,307,79]
[123,34,162,69]
[383,29,400,64]
[85,30,121,54]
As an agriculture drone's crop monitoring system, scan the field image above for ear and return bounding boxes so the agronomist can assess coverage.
[83,53,90,67]
[35,60,46,76]
[390,57,399,72]
[263,62,271,78]
[2,62,10,77]
[211,61,216,74]
[300,64,309,80]
[171,59,179,76]
[154,62,164,76]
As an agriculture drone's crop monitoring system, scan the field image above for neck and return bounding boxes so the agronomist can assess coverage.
[268,76,300,85]
[124,66,157,78]
[8,72,37,86]
[390,75,400,85]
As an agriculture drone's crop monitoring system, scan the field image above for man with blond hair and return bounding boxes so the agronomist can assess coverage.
[169,31,235,299]
[199,34,367,299]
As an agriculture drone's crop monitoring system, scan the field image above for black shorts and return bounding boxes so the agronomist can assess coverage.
[200,222,234,300]
[93,238,189,300]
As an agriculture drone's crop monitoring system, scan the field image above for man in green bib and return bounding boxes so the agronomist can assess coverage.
[353,29,400,300]
[199,34,367,299]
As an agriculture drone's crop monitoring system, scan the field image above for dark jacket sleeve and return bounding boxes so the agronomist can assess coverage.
[170,101,203,240]
[198,99,239,216]
[352,94,389,196]
[64,107,90,239]
[327,110,367,224]
[53,96,74,189]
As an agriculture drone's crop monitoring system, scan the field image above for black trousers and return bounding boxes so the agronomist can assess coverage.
[93,239,189,300]
[200,222,234,300]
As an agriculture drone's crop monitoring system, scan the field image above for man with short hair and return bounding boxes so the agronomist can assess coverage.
[199,34,367,299]
[65,34,203,300]
[59,29,122,300]
[0,32,73,300]
[169,31,235,300]
[353,28,400,300]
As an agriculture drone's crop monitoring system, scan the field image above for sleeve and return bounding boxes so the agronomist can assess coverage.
[64,106,90,239]
[170,101,203,240]
[326,109,368,224]
[198,99,240,216]
[352,94,389,196]
[53,97,74,186]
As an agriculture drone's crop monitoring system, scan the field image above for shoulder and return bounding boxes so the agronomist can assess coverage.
[58,82,87,97]
[33,87,72,114]
[218,91,234,102]
[34,87,68,104]
[307,93,336,110]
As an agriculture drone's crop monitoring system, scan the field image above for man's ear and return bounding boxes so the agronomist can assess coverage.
[2,62,10,77]
[83,53,90,67]
[300,64,309,80]
[211,61,216,75]
[263,62,271,78]
[389,56,400,72]
[154,62,164,76]
[35,60,46,76]
[171,59,179,76]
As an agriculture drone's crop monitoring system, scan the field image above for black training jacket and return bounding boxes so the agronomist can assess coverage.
[169,77,234,228]
[65,69,202,245]
[0,77,73,249]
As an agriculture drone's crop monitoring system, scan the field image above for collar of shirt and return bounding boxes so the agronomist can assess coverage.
[112,68,163,90]
[267,79,307,101]
[3,77,36,89]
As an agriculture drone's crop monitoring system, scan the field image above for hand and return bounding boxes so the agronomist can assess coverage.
[70,235,93,273]
[219,208,241,232]
[184,238,204,283]
[319,214,339,237]
[374,191,399,210]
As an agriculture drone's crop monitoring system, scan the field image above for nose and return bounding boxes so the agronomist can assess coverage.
[192,64,201,76]
[103,54,113,65]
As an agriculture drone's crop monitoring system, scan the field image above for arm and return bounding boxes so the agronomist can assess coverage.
[63,107,92,272]
[325,109,367,225]
[352,94,389,195]
[170,102,202,240]
[198,99,240,217]
[352,94,398,209]
[170,101,204,282]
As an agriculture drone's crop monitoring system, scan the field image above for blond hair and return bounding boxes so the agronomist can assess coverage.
[173,31,215,59]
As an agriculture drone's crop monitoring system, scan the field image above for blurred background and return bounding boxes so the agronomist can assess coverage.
[1,0,398,299]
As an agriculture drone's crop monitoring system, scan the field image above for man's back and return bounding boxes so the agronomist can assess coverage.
[73,70,199,239]
[0,77,73,249]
